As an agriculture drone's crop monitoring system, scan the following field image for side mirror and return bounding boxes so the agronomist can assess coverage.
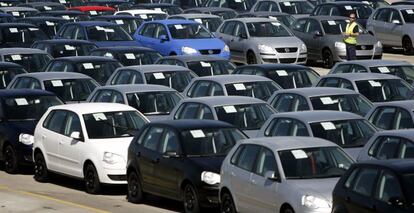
[388,197,404,207]
[239,32,248,39]
[314,30,322,36]
[265,171,280,182]
[163,151,179,158]
[70,131,82,140]
[159,34,169,42]
[392,20,402,25]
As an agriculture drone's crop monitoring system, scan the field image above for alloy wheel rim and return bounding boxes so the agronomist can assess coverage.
[222,196,233,213]
[35,157,44,177]
[86,170,95,189]
[4,148,13,170]
[129,174,138,197]
[184,187,195,210]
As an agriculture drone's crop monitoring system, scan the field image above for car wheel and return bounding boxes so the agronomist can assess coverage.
[34,152,49,182]
[84,163,102,194]
[283,207,295,213]
[246,52,257,64]
[221,192,236,213]
[322,49,334,68]
[4,145,18,174]
[183,184,200,213]
[403,37,414,55]
[127,171,145,203]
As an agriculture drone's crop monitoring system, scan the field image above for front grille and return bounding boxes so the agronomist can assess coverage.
[263,59,278,63]
[356,45,373,50]
[108,175,127,181]
[279,58,297,63]
[298,57,306,62]
[199,49,221,55]
[275,47,298,53]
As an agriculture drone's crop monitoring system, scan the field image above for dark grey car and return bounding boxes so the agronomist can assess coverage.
[365,100,414,130]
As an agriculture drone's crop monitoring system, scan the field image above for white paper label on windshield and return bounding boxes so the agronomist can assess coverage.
[104,52,113,57]
[174,24,184,29]
[89,11,97,15]
[15,98,28,106]
[369,80,381,87]
[283,2,291,6]
[140,14,148,19]
[83,63,94,69]
[154,8,162,11]
[328,20,336,25]
[235,0,242,2]
[268,16,278,20]
[125,53,136,59]
[320,97,335,105]
[34,99,40,104]
[271,22,281,26]
[291,150,308,159]
[344,6,353,10]
[321,122,336,130]
[96,26,114,33]
[276,70,288,76]
[9,28,18,33]
[93,113,107,121]
[200,61,211,67]
[407,9,414,14]
[45,21,55,26]
[11,55,21,61]
[190,129,205,138]
[0,3,8,6]
[51,80,63,87]
[65,45,75,50]
[29,28,38,31]
[11,12,20,16]
[233,83,246,90]
[153,72,165,79]
[223,105,237,113]
[44,6,52,10]
[194,18,202,23]
[378,67,390,73]
[62,15,70,20]
[59,0,67,3]
[115,20,124,24]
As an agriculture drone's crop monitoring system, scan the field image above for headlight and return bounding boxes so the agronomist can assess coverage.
[181,46,198,55]
[301,195,331,209]
[103,152,125,164]
[201,171,220,185]
[300,43,307,52]
[19,133,34,145]
[258,44,276,54]
[223,44,230,52]
[376,41,382,48]
[335,42,346,49]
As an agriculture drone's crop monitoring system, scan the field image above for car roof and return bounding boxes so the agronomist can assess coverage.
[69,6,115,11]
[305,15,348,21]
[318,1,368,5]
[390,5,414,10]
[170,13,220,19]
[371,100,414,111]
[274,87,358,97]
[0,89,55,97]
[0,48,48,55]
[39,10,85,15]
[15,72,92,81]
[19,2,64,6]
[321,73,401,81]
[0,62,24,68]
[146,19,198,25]
[0,6,39,12]
[52,56,118,63]
[238,63,310,70]
[355,159,414,173]
[335,59,411,67]
[116,9,167,14]
[92,46,155,52]
[93,15,141,20]
[160,55,228,62]
[118,64,190,73]
[50,102,137,114]
[34,39,96,45]
[270,110,363,123]
[239,11,290,16]
[94,84,177,93]
[0,23,37,27]
[70,21,119,27]
[148,119,235,130]
[228,17,280,23]
[373,129,414,141]
[20,16,67,21]
[240,136,337,151]
[179,96,266,107]
[194,74,272,84]
[185,7,236,12]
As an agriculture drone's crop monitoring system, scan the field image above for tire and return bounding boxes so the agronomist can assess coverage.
[34,152,49,182]
[84,163,102,194]
[127,171,145,203]
[221,192,236,213]
[183,184,200,213]
[246,52,257,64]
[283,207,295,213]
[322,49,334,69]
[4,145,18,174]
[403,37,414,55]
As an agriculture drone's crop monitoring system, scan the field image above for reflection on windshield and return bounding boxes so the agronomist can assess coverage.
[44,79,97,102]
[4,54,51,73]
[402,9,414,23]
[144,71,194,92]
[310,94,372,116]
[370,66,414,85]
[215,104,274,130]
[86,25,133,41]
[167,23,212,39]
[187,60,234,76]
[126,91,182,115]
[191,18,222,32]
[0,68,26,89]
[355,79,413,102]
[321,20,365,35]
[247,22,292,37]
[75,62,121,85]
[266,68,319,88]
[279,1,314,14]
[49,44,96,58]
[225,81,279,100]
[3,96,62,120]
[117,52,161,66]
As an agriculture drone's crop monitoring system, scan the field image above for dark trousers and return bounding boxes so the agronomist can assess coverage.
[346,43,356,61]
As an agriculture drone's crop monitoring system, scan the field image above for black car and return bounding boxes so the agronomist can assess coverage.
[17,2,67,12]
[92,15,144,35]
[17,16,69,38]
[89,46,161,66]
[37,10,90,22]
[127,119,247,212]
[0,23,49,48]
[0,62,27,89]
[32,39,98,58]
[332,159,414,213]
[0,89,63,174]
[0,13,15,23]
[0,0,19,7]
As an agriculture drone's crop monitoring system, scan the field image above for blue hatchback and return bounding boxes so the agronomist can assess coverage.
[134,19,230,59]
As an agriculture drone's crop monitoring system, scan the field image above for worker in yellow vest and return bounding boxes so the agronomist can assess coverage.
[344,13,359,61]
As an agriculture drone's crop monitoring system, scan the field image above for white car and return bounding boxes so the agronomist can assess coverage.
[32,103,149,194]
[115,9,167,21]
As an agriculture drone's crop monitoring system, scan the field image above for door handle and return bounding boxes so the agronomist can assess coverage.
[230,39,234,42]
[151,158,159,164]
[59,141,63,145]
[250,179,256,185]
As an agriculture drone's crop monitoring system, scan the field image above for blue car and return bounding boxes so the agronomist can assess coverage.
[0,89,63,174]
[55,21,138,47]
[134,19,230,59]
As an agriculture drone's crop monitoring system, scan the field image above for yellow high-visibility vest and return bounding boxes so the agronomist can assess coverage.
[344,22,357,45]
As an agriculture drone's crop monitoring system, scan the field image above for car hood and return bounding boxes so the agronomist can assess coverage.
[94,40,138,47]
[172,38,225,50]
[287,177,339,203]
[8,120,37,134]
[251,36,303,47]
[91,136,133,157]
[187,155,225,173]
[145,114,170,122]
[324,34,378,45]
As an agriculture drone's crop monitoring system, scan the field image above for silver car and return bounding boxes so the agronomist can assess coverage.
[215,18,307,64]
[250,0,315,18]
[168,13,223,32]
[220,136,354,213]
[367,5,414,55]
[291,16,382,68]
[365,100,414,130]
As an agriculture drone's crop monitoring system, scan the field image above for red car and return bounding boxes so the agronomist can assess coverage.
[68,6,115,16]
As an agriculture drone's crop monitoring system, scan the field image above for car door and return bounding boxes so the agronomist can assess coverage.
[345,167,379,213]
[372,9,391,45]
[230,21,248,62]
[151,24,170,56]
[270,93,310,112]
[302,19,322,59]
[264,118,309,137]
[216,21,236,60]
[388,9,404,46]
[368,106,399,130]
[372,170,407,213]
[136,23,157,50]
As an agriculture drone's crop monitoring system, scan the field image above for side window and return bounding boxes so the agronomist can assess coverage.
[75,26,86,40]
[351,65,368,73]
[254,147,277,176]
[269,2,280,12]
[47,61,66,71]
[332,64,352,73]
[351,168,378,196]
[265,118,309,137]
[232,22,246,37]
[175,103,201,119]
[43,110,67,134]
[158,129,179,154]
[395,109,414,129]
[222,21,236,35]
[11,77,41,89]
[154,24,168,39]
[200,105,214,120]
[63,112,82,137]
[271,94,309,112]
[369,107,398,130]
[211,82,224,96]
[230,145,245,164]
[142,127,164,151]
[112,91,124,104]
[390,9,402,23]
[112,70,144,85]
[344,168,360,188]
[375,171,403,203]
[189,81,211,97]
[305,19,321,34]
[399,139,414,158]
[376,9,390,22]
[235,67,255,75]
[292,19,307,32]
[339,79,354,90]
[255,1,270,11]
[61,25,76,39]
[318,5,331,15]
[319,78,339,87]
[369,136,401,159]
[93,90,113,102]
[235,144,261,172]
[141,24,157,38]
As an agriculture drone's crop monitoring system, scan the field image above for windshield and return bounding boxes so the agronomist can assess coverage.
[187,60,234,77]
[279,1,314,14]
[402,9,414,23]
[75,61,121,85]
[144,71,194,92]
[247,22,292,37]
[355,79,414,102]
[113,18,142,34]
[0,68,26,89]
[310,94,372,116]
[213,11,237,19]
[7,11,38,18]
[3,95,62,121]
[83,110,146,139]
[267,15,296,27]
[126,91,182,115]
[116,52,161,66]
[191,18,222,32]
[266,68,320,88]
[44,79,97,102]
[338,5,372,19]
[279,147,353,179]
[310,119,376,147]
[225,81,279,100]
[37,21,65,38]
[49,44,97,58]
[321,19,365,35]
[215,103,274,130]
[364,0,389,9]
[4,54,51,73]
[135,13,168,21]
[167,23,212,39]
[1,27,48,44]
[86,25,133,41]
[370,66,414,85]
[402,173,414,203]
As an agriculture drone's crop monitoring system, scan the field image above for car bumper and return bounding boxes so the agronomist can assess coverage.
[197,184,220,208]
[190,51,231,60]
[334,46,382,61]
[259,52,307,64]
[16,143,33,165]
[100,165,127,184]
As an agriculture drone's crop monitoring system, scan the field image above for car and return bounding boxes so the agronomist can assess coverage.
[202,0,257,12]
[130,3,183,15]
[334,0,390,9]
[310,2,374,27]
[316,73,414,102]
[17,16,69,38]
[44,56,122,85]
[357,129,414,162]
[0,89,63,174]
[0,62,26,89]
[332,159,414,213]
[114,9,168,21]
[0,23,49,48]
[366,5,414,55]
[126,119,247,212]
[392,0,414,6]
[7,72,99,103]
[0,13,15,23]
[233,64,319,88]
[68,6,116,16]
[159,0,202,9]
[182,74,281,100]
[55,21,137,47]
[250,0,315,18]
[291,16,382,68]
[106,65,197,92]
[183,7,238,20]
[17,2,66,12]
[170,96,276,137]
[86,0,131,10]
[220,136,354,213]
[37,10,90,22]
[215,18,307,65]
[90,46,162,66]
[168,13,223,32]
[0,48,52,73]
[365,100,414,130]
[156,55,236,76]
[32,103,149,193]
[0,0,20,7]
[0,6,39,18]
[91,15,144,35]
[236,11,296,27]
[257,110,377,158]
[31,39,98,58]
[134,19,231,59]
[87,84,183,121]
[267,87,373,116]
[328,60,414,85]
